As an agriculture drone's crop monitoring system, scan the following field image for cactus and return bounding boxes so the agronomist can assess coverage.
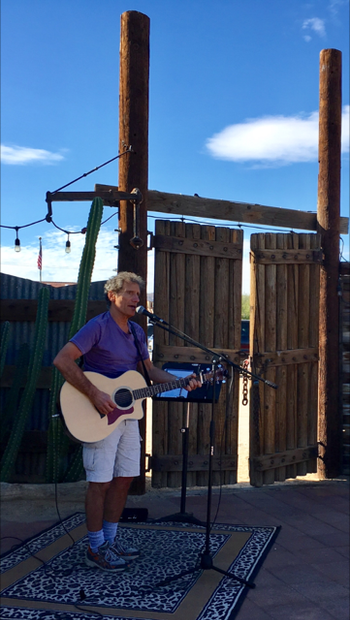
[0,343,30,440]
[0,322,11,379]
[63,444,84,482]
[46,198,104,483]
[45,367,68,483]
[0,287,49,482]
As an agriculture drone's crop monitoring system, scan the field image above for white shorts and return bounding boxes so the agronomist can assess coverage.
[82,419,141,483]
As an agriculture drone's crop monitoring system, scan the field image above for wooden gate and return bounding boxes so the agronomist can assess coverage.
[249,232,321,486]
[151,220,243,488]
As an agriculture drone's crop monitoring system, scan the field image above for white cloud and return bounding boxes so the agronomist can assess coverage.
[1,144,65,165]
[328,0,348,21]
[342,105,350,152]
[0,228,118,282]
[302,17,326,38]
[206,106,349,166]
[0,227,157,292]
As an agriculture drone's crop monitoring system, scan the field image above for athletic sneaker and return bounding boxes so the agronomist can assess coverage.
[85,541,127,572]
[110,538,141,561]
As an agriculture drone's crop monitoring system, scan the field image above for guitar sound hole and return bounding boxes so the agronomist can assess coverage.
[114,388,133,409]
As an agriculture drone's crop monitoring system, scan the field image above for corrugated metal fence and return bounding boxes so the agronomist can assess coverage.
[0,273,106,482]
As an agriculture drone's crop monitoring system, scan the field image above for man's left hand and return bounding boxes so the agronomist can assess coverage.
[185,373,202,391]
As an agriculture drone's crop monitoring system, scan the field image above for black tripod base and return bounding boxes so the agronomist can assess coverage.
[150,512,206,527]
[199,552,256,588]
[155,551,256,589]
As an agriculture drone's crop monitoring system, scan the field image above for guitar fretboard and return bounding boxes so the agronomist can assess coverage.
[133,375,201,401]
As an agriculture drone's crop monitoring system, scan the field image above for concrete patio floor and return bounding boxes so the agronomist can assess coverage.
[1,477,349,620]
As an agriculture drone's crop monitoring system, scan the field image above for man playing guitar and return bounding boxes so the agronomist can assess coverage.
[54,271,201,572]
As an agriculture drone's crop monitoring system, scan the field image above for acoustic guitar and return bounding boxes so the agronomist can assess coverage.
[60,368,225,443]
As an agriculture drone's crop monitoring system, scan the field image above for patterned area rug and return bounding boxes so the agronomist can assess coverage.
[0,513,279,620]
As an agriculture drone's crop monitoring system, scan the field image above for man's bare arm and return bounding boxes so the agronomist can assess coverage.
[53,343,115,415]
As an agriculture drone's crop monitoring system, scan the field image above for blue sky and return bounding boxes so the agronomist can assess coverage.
[1,0,349,292]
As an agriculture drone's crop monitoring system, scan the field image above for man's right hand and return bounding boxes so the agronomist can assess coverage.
[89,387,116,416]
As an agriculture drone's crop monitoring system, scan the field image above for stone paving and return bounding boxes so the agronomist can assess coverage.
[1,478,349,620]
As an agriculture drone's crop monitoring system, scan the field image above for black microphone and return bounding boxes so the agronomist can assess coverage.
[136,306,167,324]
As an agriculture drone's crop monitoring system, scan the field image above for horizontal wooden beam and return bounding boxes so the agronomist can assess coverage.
[0,299,107,322]
[251,249,323,264]
[48,184,349,234]
[252,445,318,471]
[151,234,242,259]
[1,365,53,388]
[46,187,137,206]
[254,348,319,368]
[148,190,349,234]
[153,345,247,365]
[0,430,75,454]
[150,454,237,472]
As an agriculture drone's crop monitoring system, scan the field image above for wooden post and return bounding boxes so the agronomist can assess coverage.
[317,49,342,478]
[118,10,149,289]
[118,11,150,495]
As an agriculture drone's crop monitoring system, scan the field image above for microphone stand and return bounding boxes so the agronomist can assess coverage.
[145,311,277,590]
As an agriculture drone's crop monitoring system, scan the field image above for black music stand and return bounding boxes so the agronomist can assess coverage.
[151,363,222,527]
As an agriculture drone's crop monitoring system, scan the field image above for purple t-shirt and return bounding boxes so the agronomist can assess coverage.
[70,312,149,378]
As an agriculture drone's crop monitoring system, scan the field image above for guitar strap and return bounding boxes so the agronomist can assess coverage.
[129,321,152,386]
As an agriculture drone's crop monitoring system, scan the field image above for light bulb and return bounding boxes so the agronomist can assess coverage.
[15,238,21,252]
[65,240,71,254]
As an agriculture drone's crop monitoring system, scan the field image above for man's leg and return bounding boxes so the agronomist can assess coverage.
[103,476,141,560]
[84,480,127,571]
[104,476,133,523]
[85,481,111,532]
[100,421,141,560]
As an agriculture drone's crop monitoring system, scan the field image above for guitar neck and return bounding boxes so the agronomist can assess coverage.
[133,374,199,401]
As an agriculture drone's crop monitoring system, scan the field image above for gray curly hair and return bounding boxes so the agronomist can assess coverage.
[104,272,145,295]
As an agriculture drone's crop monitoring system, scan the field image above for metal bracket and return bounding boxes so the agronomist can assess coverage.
[129,188,144,249]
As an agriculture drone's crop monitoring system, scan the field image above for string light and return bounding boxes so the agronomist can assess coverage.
[65,234,71,254]
[14,227,21,252]
[1,149,130,254]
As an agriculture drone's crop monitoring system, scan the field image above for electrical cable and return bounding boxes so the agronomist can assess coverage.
[0,534,104,618]
[50,147,133,195]
[147,213,299,233]
[0,217,48,231]
[0,147,131,238]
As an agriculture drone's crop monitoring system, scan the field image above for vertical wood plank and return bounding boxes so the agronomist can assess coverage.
[249,233,265,487]
[308,233,320,473]
[275,233,288,481]
[197,225,216,486]
[213,227,230,485]
[168,221,186,487]
[297,234,310,476]
[263,233,277,485]
[286,233,299,480]
[152,220,170,487]
[225,228,243,484]
[184,223,201,487]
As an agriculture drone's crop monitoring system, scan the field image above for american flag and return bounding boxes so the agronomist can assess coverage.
[37,237,42,270]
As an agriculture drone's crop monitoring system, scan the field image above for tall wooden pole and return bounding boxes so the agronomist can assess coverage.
[118,11,150,495]
[118,10,149,294]
[317,49,342,479]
